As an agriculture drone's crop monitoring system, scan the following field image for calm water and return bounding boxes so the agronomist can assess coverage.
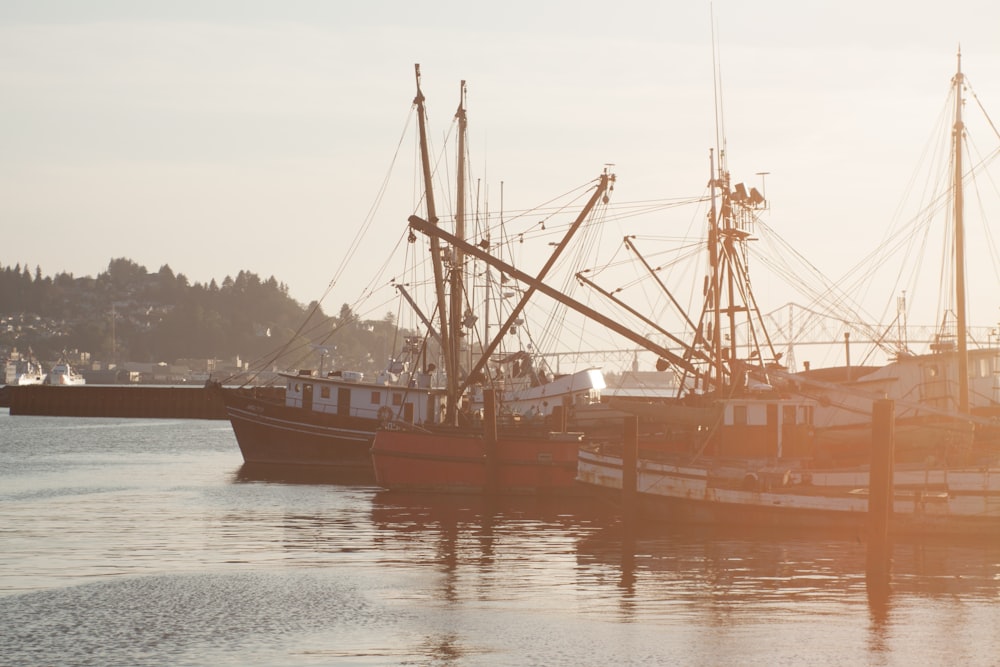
[2,409,1000,666]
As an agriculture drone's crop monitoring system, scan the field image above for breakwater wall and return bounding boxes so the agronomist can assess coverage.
[5,385,283,419]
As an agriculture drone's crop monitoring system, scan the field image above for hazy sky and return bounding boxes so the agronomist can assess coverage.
[4,1,1000,366]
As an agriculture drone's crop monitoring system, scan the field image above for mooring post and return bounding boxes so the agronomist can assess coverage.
[483,388,499,494]
[868,398,894,581]
[622,415,639,523]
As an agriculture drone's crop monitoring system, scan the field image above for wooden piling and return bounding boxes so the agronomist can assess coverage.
[483,388,499,494]
[622,415,639,523]
[867,398,894,580]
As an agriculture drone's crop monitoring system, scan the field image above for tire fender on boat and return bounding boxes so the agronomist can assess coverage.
[377,406,393,423]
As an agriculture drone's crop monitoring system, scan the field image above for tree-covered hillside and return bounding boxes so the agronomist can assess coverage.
[0,258,416,378]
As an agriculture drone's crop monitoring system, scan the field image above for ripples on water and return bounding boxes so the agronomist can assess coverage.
[2,410,999,666]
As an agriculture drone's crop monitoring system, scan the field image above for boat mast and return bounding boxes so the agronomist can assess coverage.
[413,64,457,421]
[408,210,686,365]
[953,49,970,414]
[450,80,468,417]
[707,149,725,390]
[708,11,726,392]
[448,169,614,398]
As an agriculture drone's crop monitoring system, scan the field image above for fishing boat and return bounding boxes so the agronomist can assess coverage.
[222,333,605,473]
[788,353,982,466]
[370,65,625,495]
[222,66,608,475]
[575,53,1000,536]
[221,359,447,473]
[782,49,1000,458]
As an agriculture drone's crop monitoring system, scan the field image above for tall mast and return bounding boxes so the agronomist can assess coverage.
[722,164,738,371]
[449,80,468,419]
[707,149,724,389]
[442,169,615,400]
[408,199,691,367]
[953,49,969,414]
[413,64,457,421]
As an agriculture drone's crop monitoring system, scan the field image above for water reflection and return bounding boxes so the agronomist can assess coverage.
[368,491,1000,646]
[219,466,1000,664]
[593,520,1000,662]
[233,462,376,487]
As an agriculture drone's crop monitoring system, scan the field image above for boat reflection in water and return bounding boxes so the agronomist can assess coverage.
[583,520,1000,659]
[234,462,378,487]
[368,490,1000,663]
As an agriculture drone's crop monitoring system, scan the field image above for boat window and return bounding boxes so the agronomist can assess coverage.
[783,405,796,425]
[370,391,381,404]
[392,393,403,406]
[733,404,747,426]
[321,386,330,399]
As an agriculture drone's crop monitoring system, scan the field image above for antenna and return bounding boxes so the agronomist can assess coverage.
[755,171,770,209]
[710,4,726,173]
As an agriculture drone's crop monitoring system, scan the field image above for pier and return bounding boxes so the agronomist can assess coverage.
[4,385,283,420]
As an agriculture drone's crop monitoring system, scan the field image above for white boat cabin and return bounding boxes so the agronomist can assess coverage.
[710,395,816,460]
[282,368,445,425]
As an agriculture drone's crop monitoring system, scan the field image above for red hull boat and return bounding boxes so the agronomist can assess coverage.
[371,427,586,495]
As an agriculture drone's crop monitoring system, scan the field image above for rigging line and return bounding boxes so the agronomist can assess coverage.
[584,244,705,296]
[710,4,724,168]
[967,149,1000,286]
[435,118,460,228]
[584,198,711,288]
[490,178,603,232]
[595,204,710,228]
[818,92,952,314]
[451,195,701,230]
[762,232,876,326]
[407,95,455,226]
[317,106,416,308]
[806,181,950,323]
[238,295,333,386]
[347,222,425,317]
[723,243,773,360]
[937,163,955,322]
[758,245,897,355]
[510,184,616,365]
[495,178,602,286]
[745,232,901,362]
[967,76,1000,142]
[234,111,416,384]
[753,263,878,350]
[244,307,364,384]
[542,203,614,359]
[300,224,429,367]
[453,181,604,260]
[748,220,878,324]
[858,84,1000,332]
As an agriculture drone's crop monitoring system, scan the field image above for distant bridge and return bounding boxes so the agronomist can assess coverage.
[532,324,1000,374]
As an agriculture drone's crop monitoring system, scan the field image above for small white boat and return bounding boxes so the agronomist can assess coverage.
[46,360,86,386]
[13,358,47,385]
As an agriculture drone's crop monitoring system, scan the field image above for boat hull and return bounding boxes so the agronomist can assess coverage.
[577,444,1000,538]
[371,428,587,495]
[223,390,377,473]
[812,417,977,466]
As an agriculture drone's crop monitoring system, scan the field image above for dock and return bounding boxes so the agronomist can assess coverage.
[3,384,283,420]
